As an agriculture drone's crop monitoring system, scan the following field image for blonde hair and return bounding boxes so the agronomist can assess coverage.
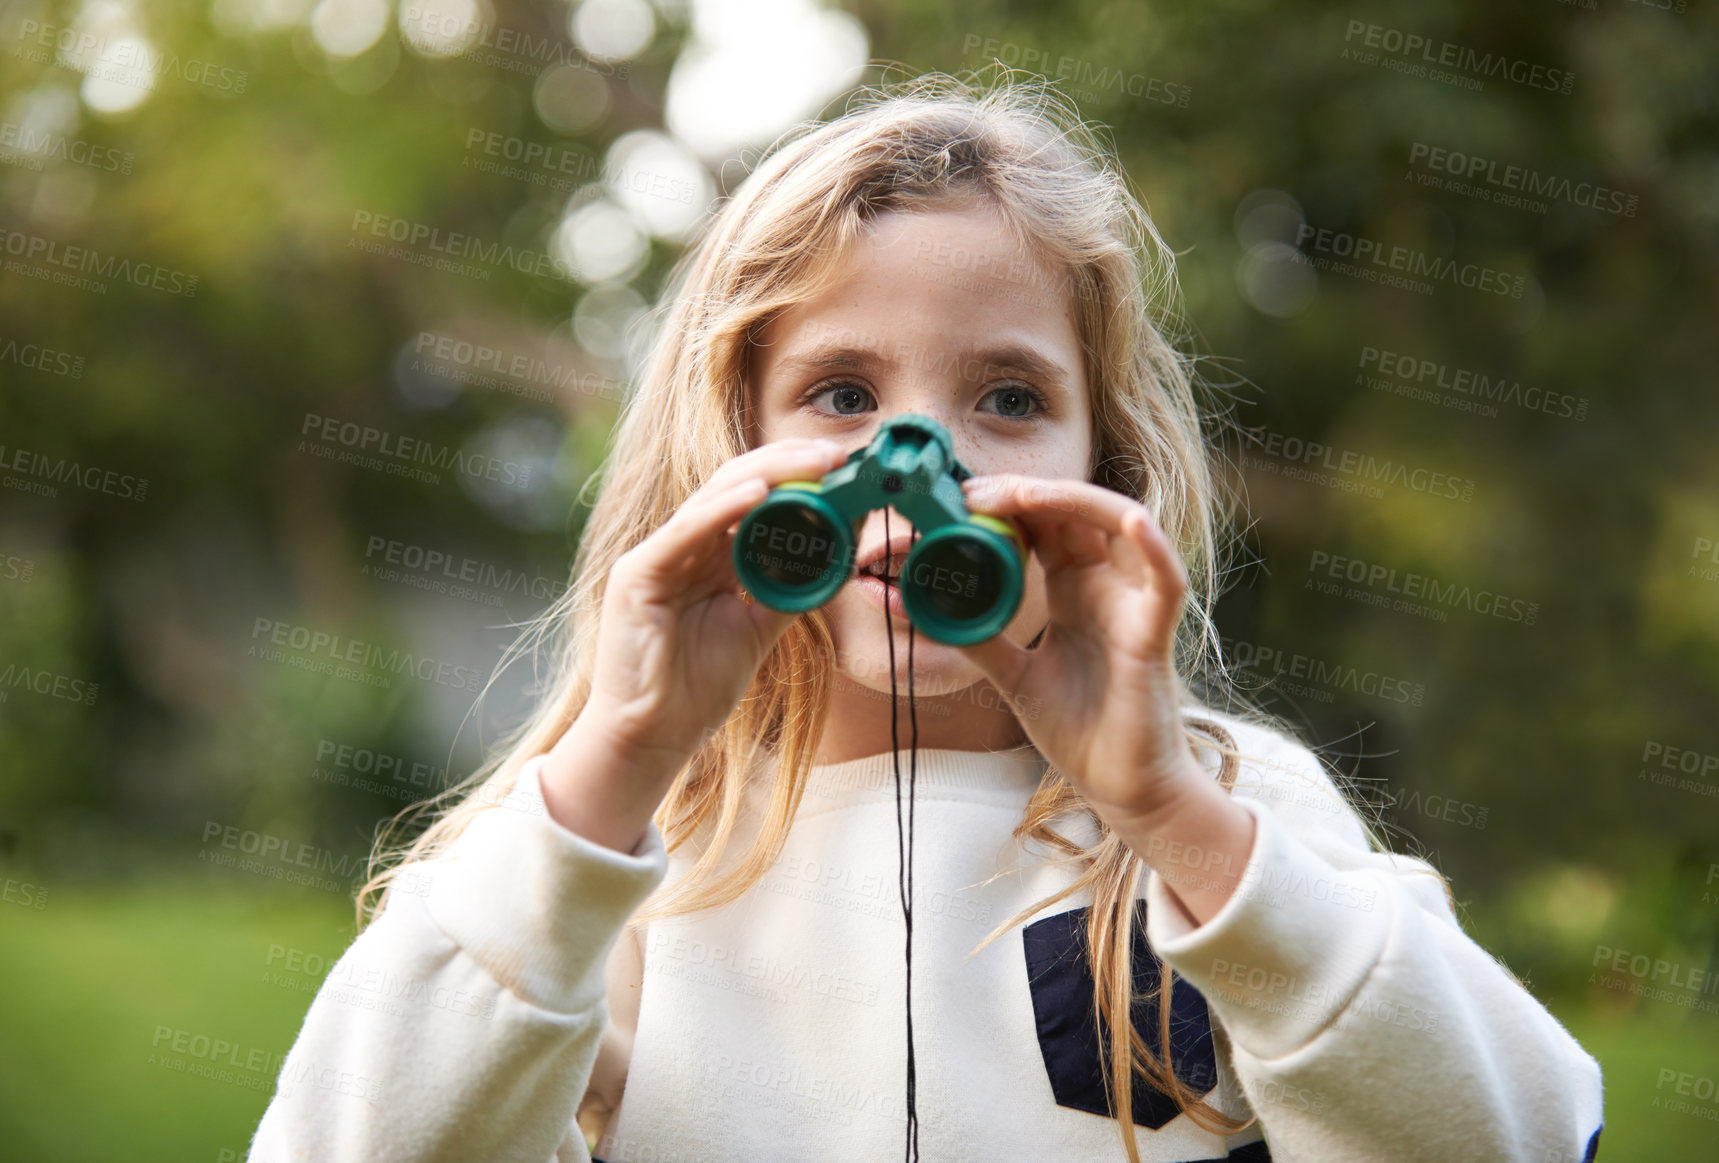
[358,68,1434,1160]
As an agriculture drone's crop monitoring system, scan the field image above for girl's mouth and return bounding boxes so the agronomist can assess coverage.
[853,569,909,617]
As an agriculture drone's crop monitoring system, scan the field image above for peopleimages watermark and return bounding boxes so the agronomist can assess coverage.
[1206,958,1438,1032]
[296,412,534,489]
[1220,634,1428,706]
[1,226,199,297]
[0,120,134,175]
[266,941,496,1022]
[1357,346,1589,423]
[1654,1068,1719,1122]
[960,35,1192,108]
[309,736,547,818]
[349,210,570,283]
[398,6,630,79]
[0,443,149,502]
[1589,944,1719,1016]
[1340,20,1575,95]
[1305,550,1541,626]
[148,1026,282,1094]
[248,616,487,692]
[698,1044,900,1129]
[1690,537,1719,583]
[199,820,370,894]
[463,128,600,194]
[361,532,567,609]
[174,1036,384,1115]
[0,552,34,584]
[1405,142,1637,218]
[310,737,447,798]
[1239,425,1477,504]
[0,334,85,379]
[0,662,99,705]
[1296,224,1526,298]
[2,876,49,910]
[462,129,698,208]
[408,330,625,405]
[11,20,249,94]
[1638,739,1718,800]
[1387,786,1489,830]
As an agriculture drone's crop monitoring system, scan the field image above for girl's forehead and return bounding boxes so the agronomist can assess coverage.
[857,201,1053,275]
[757,206,1078,359]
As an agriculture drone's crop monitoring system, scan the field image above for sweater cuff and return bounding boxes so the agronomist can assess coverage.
[420,755,668,1015]
[1142,795,1393,1061]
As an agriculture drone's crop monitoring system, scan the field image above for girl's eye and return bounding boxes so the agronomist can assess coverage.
[797,379,1050,419]
[981,383,1050,419]
[802,380,877,416]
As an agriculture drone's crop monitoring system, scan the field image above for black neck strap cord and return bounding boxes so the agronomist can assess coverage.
[881,508,921,1162]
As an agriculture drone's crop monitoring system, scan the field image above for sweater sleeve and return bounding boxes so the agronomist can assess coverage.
[248,755,669,1163]
[1141,727,1605,1163]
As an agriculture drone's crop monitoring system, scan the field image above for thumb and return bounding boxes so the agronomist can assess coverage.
[741,594,801,653]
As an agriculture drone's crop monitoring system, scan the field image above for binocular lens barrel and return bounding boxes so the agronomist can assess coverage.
[733,488,1023,644]
[734,489,855,612]
[729,416,1026,644]
[898,524,1022,645]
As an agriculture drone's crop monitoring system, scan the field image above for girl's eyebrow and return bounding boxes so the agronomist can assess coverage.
[779,340,1073,389]
[780,344,882,373]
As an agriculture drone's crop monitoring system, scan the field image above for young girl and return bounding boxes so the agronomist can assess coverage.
[251,74,1605,1163]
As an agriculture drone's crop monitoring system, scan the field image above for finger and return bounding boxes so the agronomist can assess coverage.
[649,439,850,593]
[1123,508,1191,643]
[627,476,772,593]
[701,437,849,498]
[970,475,1188,639]
[963,474,1141,540]
[1056,517,1112,572]
[965,475,1135,579]
[741,589,801,649]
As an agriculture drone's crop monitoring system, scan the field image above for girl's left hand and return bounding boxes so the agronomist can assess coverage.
[954,474,1210,832]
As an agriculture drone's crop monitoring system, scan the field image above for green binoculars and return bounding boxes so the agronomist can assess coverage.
[731,414,1028,646]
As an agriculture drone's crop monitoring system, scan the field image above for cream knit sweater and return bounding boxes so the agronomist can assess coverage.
[249,708,1605,1162]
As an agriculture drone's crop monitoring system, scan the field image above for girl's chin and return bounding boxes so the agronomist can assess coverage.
[825,631,976,697]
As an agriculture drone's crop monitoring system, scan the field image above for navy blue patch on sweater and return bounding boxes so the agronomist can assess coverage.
[1210,1143,1272,1161]
[1168,1141,1274,1161]
[1582,1123,1603,1161]
[1022,900,1220,1130]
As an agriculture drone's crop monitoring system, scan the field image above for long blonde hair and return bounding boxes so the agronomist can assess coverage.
[358,68,1431,1160]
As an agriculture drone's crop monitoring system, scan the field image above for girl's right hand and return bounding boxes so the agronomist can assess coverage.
[569,436,851,777]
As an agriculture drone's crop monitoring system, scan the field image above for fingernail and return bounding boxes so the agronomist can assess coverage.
[817,439,843,454]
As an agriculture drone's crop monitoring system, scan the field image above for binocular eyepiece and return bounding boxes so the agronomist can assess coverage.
[731,415,1028,645]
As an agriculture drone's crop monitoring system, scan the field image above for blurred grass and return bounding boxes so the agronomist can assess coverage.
[1557,1005,1719,1158]
[0,875,353,1163]
[1,876,1714,1159]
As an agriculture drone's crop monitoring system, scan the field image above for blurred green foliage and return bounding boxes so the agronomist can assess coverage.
[1,0,1716,1156]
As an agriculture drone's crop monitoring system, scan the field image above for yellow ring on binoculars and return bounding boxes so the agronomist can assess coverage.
[773,480,823,493]
[967,512,1027,558]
